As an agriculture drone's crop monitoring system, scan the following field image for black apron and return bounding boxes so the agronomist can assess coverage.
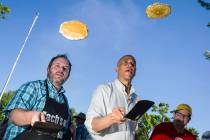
[14,80,69,140]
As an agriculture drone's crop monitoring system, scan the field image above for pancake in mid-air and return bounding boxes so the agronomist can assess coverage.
[59,20,88,40]
[146,2,171,19]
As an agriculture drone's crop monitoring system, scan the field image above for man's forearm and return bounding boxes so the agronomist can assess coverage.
[91,115,114,132]
[91,108,126,132]
[10,108,39,126]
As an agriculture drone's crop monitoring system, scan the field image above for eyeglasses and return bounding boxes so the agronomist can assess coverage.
[175,112,190,121]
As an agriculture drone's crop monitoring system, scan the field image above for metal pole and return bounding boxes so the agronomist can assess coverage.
[0,12,39,101]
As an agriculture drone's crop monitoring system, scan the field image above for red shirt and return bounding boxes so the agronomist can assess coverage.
[149,122,196,140]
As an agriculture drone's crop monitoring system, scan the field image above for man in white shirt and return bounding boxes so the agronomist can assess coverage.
[85,55,140,140]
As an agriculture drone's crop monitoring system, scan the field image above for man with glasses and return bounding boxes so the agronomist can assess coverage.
[149,104,196,140]
[3,54,72,140]
[85,55,140,140]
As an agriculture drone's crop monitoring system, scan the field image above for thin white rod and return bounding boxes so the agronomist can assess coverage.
[0,12,39,100]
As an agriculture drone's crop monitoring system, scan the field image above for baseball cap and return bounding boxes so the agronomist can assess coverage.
[171,104,192,115]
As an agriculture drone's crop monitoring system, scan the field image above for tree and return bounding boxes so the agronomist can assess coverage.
[204,50,210,60]
[69,107,77,125]
[188,127,200,139]
[0,3,10,19]
[135,102,199,140]
[198,0,210,10]
[135,103,170,140]
[0,91,15,121]
[197,0,210,27]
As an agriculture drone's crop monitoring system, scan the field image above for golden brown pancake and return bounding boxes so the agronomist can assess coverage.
[59,20,88,40]
[146,3,171,19]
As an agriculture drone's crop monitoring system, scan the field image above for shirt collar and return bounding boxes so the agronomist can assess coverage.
[114,79,135,95]
[46,78,65,94]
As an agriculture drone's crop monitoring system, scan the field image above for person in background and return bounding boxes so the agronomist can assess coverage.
[3,54,72,140]
[202,131,210,140]
[150,104,196,140]
[74,112,90,140]
[85,55,140,140]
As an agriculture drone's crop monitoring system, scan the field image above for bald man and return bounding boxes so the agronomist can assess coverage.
[85,55,140,140]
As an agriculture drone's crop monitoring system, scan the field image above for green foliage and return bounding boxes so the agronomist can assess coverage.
[151,103,170,122]
[188,127,199,139]
[204,50,210,60]
[198,0,210,10]
[0,91,15,121]
[0,3,10,19]
[69,108,77,125]
[197,0,210,27]
[136,103,170,140]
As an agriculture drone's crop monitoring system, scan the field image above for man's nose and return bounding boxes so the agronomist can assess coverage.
[177,116,185,121]
[127,63,134,68]
[57,66,65,72]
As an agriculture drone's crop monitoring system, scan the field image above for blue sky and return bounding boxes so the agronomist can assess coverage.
[0,0,210,137]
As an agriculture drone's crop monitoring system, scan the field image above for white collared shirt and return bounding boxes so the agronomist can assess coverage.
[85,79,140,140]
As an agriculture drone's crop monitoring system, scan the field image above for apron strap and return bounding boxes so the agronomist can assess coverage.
[44,80,68,107]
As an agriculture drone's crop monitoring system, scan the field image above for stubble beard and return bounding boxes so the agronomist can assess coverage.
[48,73,65,90]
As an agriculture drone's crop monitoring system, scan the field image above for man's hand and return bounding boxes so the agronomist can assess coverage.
[10,109,46,126]
[30,112,46,126]
[91,107,126,132]
[108,107,125,124]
